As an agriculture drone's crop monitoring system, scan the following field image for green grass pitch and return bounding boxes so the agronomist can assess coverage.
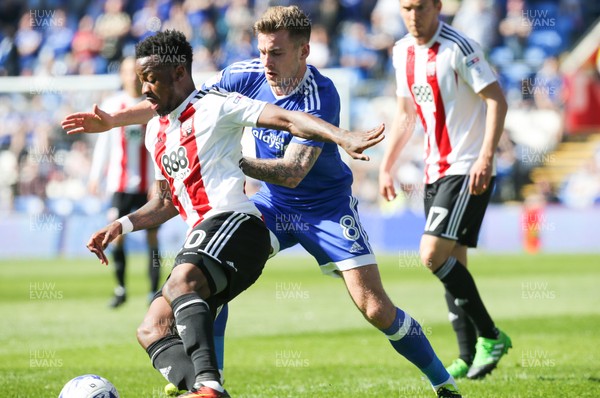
[1,252,599,397]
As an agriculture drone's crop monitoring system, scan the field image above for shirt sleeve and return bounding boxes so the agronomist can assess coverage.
[454,39,497,94]
[290,76,340,148]
[144,118,166,181]
[201,69,227,91]
[393,42,412,98]
[220,91,267,127]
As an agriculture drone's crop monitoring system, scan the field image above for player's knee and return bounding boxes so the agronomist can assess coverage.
[163,264,210,302]
[420,249,436,271]
[136,321,160,350]
[360,298,394,329]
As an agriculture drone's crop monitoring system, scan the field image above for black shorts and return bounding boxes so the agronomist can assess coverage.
[423,175,495,248]
[157,211,270,313]
[112,192,148,218]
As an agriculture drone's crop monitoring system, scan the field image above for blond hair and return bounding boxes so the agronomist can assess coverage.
[253,6,311,44]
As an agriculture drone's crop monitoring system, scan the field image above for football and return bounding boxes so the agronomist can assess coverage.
[59,374,119,398]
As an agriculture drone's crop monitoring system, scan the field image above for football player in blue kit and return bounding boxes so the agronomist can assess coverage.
[61,6,461,398]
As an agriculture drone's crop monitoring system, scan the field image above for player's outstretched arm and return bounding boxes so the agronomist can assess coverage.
[87,181,178,265]
[379,96,417,201]
[61,100,155,134]
[241,143,321,188]
[256,103,385,161]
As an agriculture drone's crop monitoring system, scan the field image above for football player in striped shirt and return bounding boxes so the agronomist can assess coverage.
[88,57,160,308]
[79,30,385,398]
[379,0,512,381]
[63,7,462,396]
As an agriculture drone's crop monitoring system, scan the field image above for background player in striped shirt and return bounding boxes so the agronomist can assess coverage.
[379,0,511,380]
[62,7,462,398]
[88,57,160,308]
[81,30,385,398]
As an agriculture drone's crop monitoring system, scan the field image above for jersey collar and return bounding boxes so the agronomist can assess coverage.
[166,89,199,124]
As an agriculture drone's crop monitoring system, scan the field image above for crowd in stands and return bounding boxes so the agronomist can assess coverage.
[0,0,599,216]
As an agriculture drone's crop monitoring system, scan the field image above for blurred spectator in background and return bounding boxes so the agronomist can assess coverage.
[218,29,255,68]
[559,157,600,208]
[39,9,73,61]
[87,57,160,308]
[94,0,131,65]
[1,0,600,215]
[131,0,162,41]
[452,0,499,53]
[533,56,564,111]
[498,0,531,60]
[0,25,20,76]
[195,19,219,55]
[71,15,103,68]
[162,2,192,40]
[338,21,380,79]
[15,12,43,75]
[306,24,331,68]
[316,0,340,39]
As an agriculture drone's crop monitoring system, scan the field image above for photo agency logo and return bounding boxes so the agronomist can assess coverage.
[29,76,63,95]
[521,280,556,300]
[28,145,65,164]
[29,9,64,28]
[521,8,556,28]
[521,349,556,368]
[275,281,310,300]
[30,213,64,232]
[518,146,556,166]
[275,213,309,233]
[398,384,430,398]
[397,250,422,268]
[30,348,63,368]
[521,77,559,99]
[150,45,187,65]
[521,211,555,232]
[275,16,311,30]
[275,349,310,368]
[29,281,64,300]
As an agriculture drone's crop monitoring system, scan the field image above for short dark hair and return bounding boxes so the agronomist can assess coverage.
[253,6,311,44]
[135,30,193,72]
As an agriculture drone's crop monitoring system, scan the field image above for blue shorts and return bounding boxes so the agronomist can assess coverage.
[251,192,376,276]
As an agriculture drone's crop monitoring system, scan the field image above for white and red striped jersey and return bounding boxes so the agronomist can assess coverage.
[89,92,152,193]
[145,89,266,231]
[393,21,498,184]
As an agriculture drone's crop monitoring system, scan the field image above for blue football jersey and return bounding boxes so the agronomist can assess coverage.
[202,59,353,206]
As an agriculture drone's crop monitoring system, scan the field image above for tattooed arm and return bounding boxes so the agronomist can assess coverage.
[87,181,178,264]
[241,143,321,188]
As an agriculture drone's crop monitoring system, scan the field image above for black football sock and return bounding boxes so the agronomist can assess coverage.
[445,290,477,364]
[149,246,161,293]
[146,335,196,390]
[112,246,126,289]
[171,293,220,386]
[435,257,498,339]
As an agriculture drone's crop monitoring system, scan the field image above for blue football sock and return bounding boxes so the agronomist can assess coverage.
[213,303,228,372]
[381,308,449,386]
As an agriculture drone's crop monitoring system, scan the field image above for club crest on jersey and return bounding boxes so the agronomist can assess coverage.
[181,120,193,137]
[426,61,436,76]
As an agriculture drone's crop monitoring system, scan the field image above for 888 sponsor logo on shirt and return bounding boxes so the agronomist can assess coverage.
[411,83,434,106]
[161,146,191,181]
